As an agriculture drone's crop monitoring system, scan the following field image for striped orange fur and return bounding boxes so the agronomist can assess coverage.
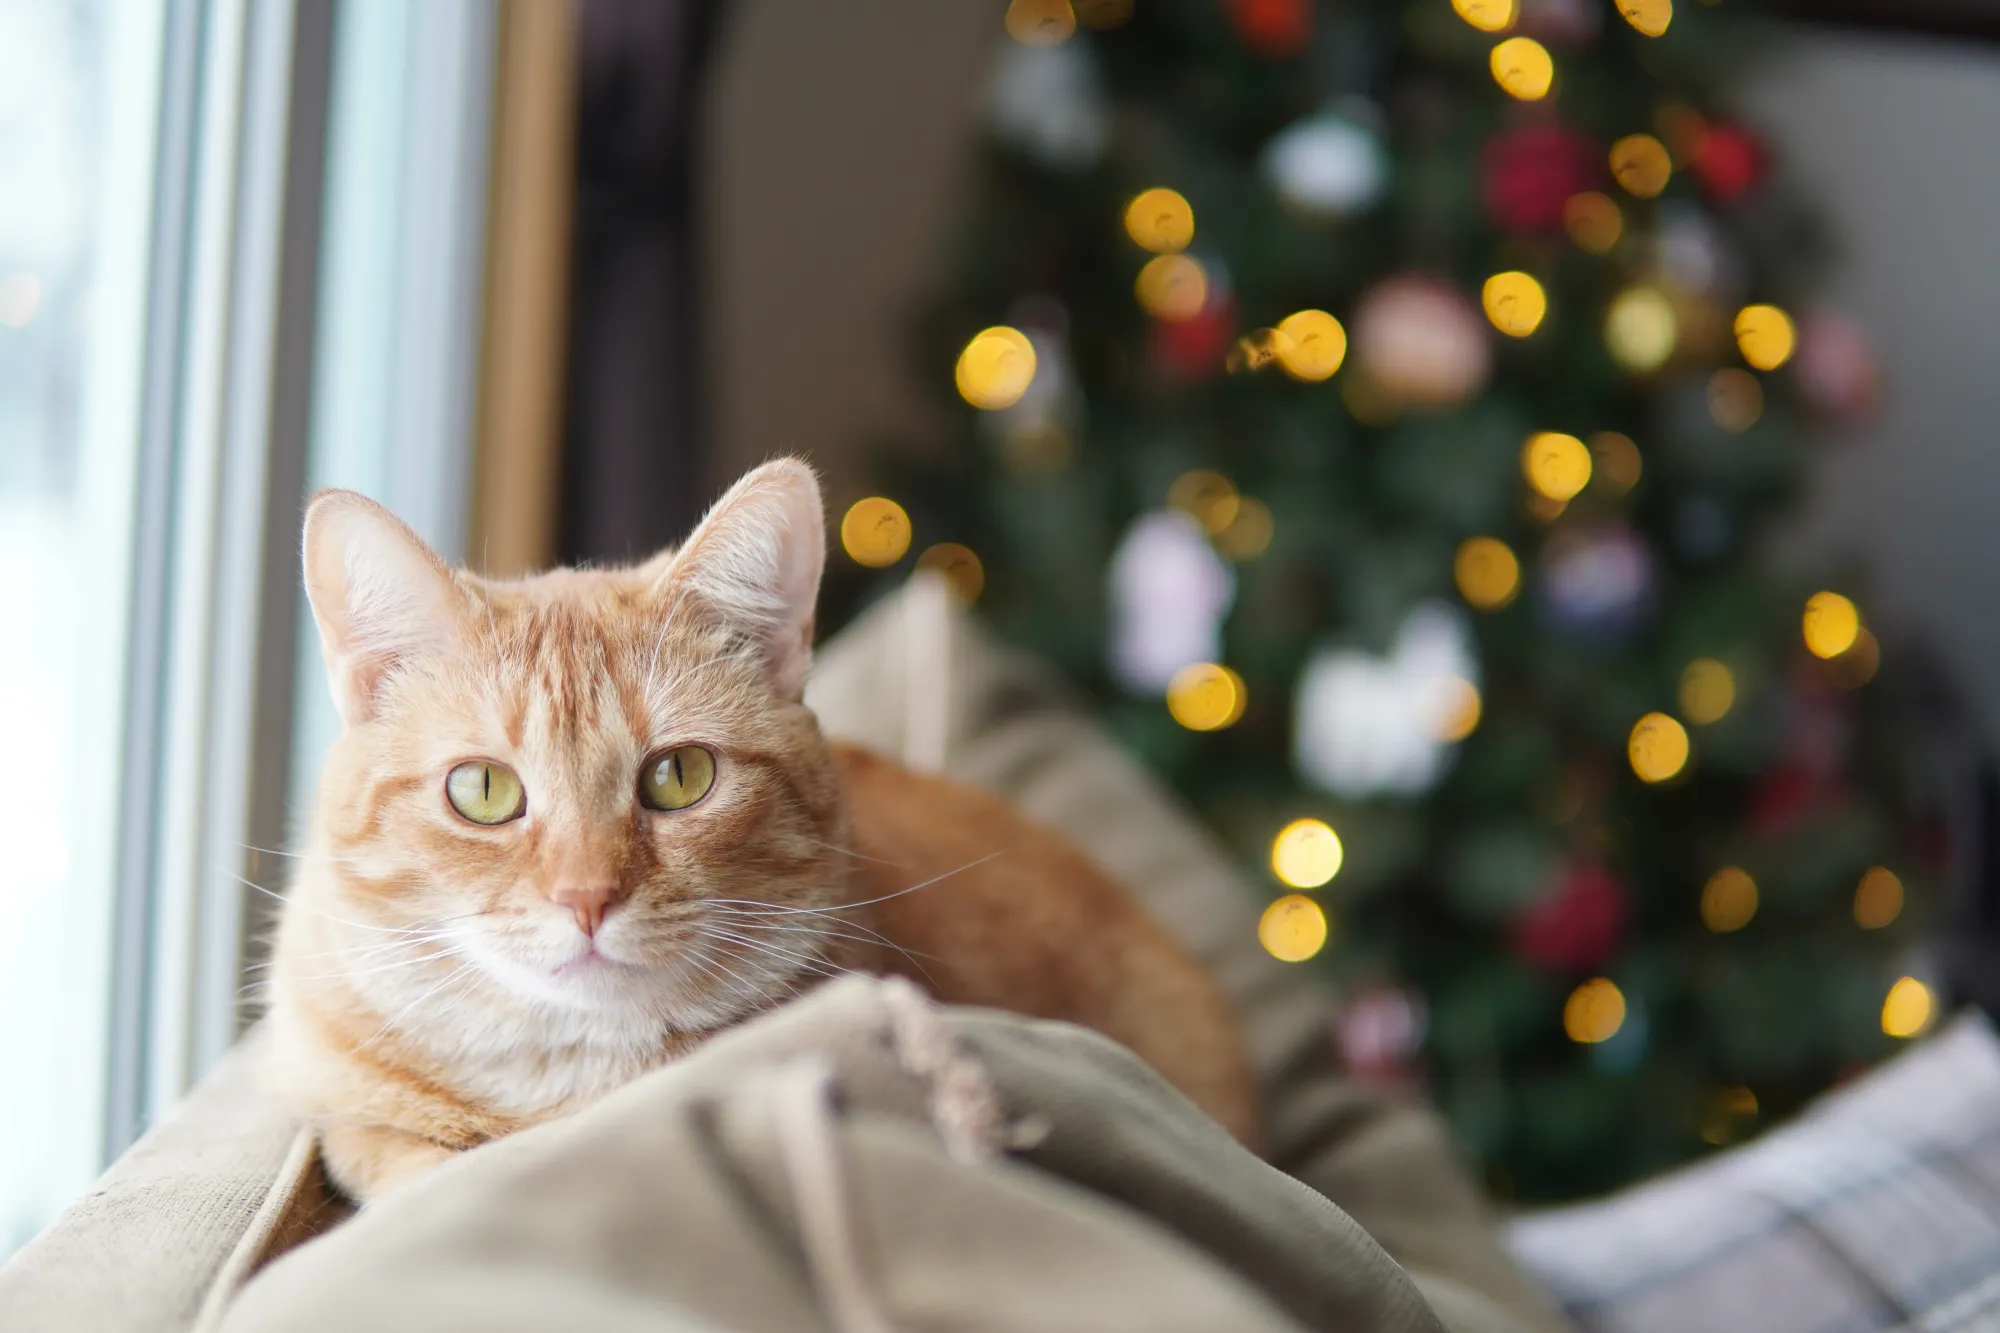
[265,460,1258,1200]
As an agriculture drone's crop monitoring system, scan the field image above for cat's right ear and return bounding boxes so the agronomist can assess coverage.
[301,490,464,726]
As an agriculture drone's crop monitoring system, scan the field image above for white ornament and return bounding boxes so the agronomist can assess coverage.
[1294,603,1478,799]
[1262,110,1387,219]
[988,42,1108,170]
[1108,510,1235,694]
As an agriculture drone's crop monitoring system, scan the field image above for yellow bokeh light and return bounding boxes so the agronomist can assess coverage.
[1452,0,1516,32]
[1882,976,1934,1039]
[1803,591,1861,659]
[1271,817,1345,889]
[1135,254,1210,322]
[1228,327,1291,375]
[1166,662,1246,732]
[840,497,912,568]
[1734,304,1797,370]
[914,542,985,602]
[1679,658,1737,725]
[1455,536,1521,611]
[1606,287,1678,372]
[1564,978,1627,1044]
[1436,676,1483,742]
[1832,627,1881,689]
[1004,0,1076,45]
[1609,134,1672,198]
[1618,0,1673,36]
[1483,271,1548,338]
[1216,496,1275,560]
[1700,866,1758,933]
[1589,431,1643,495]
[1490,37,1554,101]
[1259,894,1330,963]
[1167,468,1239,535]
[1124,187,1195,254]
[1854,867,1905,930]
[1699,1084,1758,1146]
[1564,192,1624,254]
[1629,711,1690,784]
[1275,309,1348,381]
[955,326,1038,410]
[1522,431,1592,501]
[1073,0,1134,28]
[1708,368,1764,433]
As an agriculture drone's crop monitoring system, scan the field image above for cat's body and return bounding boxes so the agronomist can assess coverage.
[266,460,1258,1200]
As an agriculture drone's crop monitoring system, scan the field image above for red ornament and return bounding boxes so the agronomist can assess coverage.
[1226,0,1310,56]
[1693,124,1765,205]
[1482,124,1601,233]
[1512,863,1628,972]
[1149,292,1238,381]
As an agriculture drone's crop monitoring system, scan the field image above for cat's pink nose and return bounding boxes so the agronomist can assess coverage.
[552,884,621,937]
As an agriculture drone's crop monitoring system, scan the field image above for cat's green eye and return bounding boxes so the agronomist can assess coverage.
[445,760,526,826]
[640,745,716,812]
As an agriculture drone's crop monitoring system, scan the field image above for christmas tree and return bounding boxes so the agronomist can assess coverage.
[842,0,1922,1202]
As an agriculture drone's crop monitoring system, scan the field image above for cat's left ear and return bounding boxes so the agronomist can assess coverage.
[663,459,824,699]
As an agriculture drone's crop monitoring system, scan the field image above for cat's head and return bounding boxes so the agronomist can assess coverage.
[292,459,850,1036]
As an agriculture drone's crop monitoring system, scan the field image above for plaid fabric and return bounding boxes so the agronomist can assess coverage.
[1507,1012,2000,1333]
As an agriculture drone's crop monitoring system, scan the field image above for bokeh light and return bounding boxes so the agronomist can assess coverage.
[1135,253,1210,321]
[1452,0,1516,32]
[1564,978,1627,1044]
[1589,431,1643,495]
[1167,468,1239,535]
[1483,271,1547,337]
[955,326,1038,410]
[1490,37,1554,101]
[1881,976,1934,1039]
[1618,0,1673,37]
[1734,304,1797,370]
[1216,496,1275,560]
[1564,192,1623,254]
[1854,867,1905,930]
[0,273,42,329]
[1167,662,1246,731]
[1609,134,1672,197]
[1522,431,1592,501]
[1606,286,1678,372]
[840,498,912,568]
[1072,0,1134,27]
[915,542,985,602]
[1701,866,1757,932]
[1275,309,1348,381]
[1004,0,1076,45]
[1629,711,1690,783]
[1260,894,1330,963]
[1435,676,1483,742]
[1699,1085,1758,1146]
[1271,817,1345,889]
[1707,368,1764,433]
[1679,658,1736,725]
[1802,591,1860,659]
[1455,536,1521,610]
[1831,627,1881,689]
[1124,187,1194,254]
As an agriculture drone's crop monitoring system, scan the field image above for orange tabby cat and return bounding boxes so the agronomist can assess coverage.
[265,459,1258,1200]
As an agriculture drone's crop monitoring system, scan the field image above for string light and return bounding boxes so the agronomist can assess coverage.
[1564,192,1623,254]
[1216,497,1275,560]
[1004,0,1076,45]
[1589,431,1643,495]
[1452,0,1516,32]
[1435,677,1483,742]
[1854,867,1905,929]
[1699,1085,1758,1146]
[1260,894,1329,963]
[840,498,912,567]
[1167,468,1239,535]
[1483,271,1548,337]
[1490,37,1554,101]
[1274,309,1347,381]
[1701,867,1757,932]
[915,543,985,602]
[1564,978,1626,1044]
[1629,711,1690,783]
[1522,431,1592,501]
[1618,0,1673,37]
[955,326,1038,409]
[1455,536,1521,610]
[1707,368,1764,433]
[1881,976,1934,1039]
[1606,286,1677,372]
[1609,134,1672,197]
[1831,628,1881,688]
[1655,104,1708,164]
[1802,591,1860,659]
[1135,254,1209,321]
[1124,187,1194,254]
[1228,327,1291,374]
[1166,662,1246,731]
[1734,304,1797,370]
[1679,658,1736,724]
[1271,817,1344,889]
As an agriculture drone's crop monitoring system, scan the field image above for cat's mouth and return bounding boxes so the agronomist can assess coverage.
[551,944,638,978]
